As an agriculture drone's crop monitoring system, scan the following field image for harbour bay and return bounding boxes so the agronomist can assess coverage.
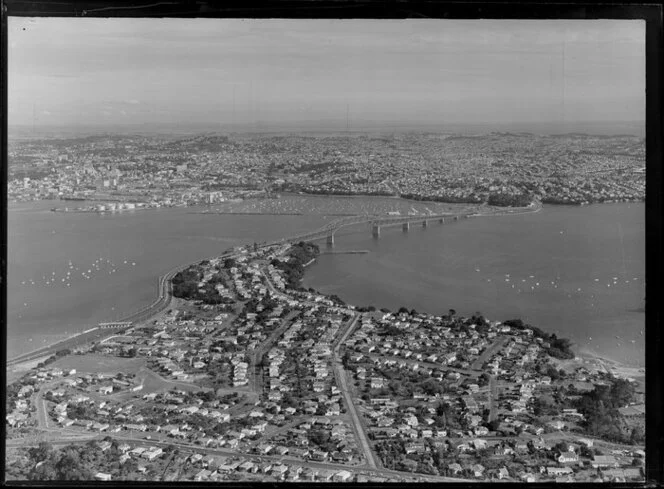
[303,202,646,367]
[7,201,329,359]
[8,199,644,367]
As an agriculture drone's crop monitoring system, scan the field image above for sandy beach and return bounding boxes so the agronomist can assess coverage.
[549,347,646,391]
[577,348,646,383]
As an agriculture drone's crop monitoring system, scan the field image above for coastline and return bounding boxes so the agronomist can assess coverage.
[576,348,645,381]
[7,197,642,383]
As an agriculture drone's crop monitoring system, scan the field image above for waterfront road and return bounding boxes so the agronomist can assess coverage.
[7,328,122,368]
[8,253,243,368]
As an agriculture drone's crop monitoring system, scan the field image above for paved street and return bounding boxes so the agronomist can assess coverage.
[331,313,379,469]
[471,336,509,371]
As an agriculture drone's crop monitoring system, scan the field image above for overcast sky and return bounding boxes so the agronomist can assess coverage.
[8,18,645,129]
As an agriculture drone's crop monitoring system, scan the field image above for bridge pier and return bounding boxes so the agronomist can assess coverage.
[422,220,428,228]
[326,234,335,247]
[372,224,381,239]
[402,222,410,232]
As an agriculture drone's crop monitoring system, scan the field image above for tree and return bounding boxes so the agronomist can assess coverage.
[399,458,418,472]
[421,378,444,396]
[553,441,569,454]
[55,448,93,480]
[28,442,53,463]
[436,402,451,417]
[545,366,560,381]
[630,426,645,444]
[28,461,57,481]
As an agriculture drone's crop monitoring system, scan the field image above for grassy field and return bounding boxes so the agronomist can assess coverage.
[50,354,146,375]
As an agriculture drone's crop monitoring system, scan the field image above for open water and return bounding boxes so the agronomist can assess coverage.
[8,200,645,366]
[7,201,327,358]
[303,202,645,367]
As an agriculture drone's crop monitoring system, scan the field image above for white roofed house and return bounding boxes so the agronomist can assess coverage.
[404,414,419,427]
[546,466,573,477]
[472,463,486,478]
[333,470,353,482]
[557,451,579,464]
[141,447,163,461]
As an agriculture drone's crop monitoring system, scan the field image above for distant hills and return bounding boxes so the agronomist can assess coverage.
[9,119,645,139]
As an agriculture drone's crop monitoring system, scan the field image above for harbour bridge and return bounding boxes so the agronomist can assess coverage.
[268,212,474,247]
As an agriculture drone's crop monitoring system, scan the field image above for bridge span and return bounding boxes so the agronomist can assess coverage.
[268,212,472,247]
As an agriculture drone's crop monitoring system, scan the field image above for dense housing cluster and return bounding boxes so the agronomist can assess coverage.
[6,237,645,482]
[9,133,644,208]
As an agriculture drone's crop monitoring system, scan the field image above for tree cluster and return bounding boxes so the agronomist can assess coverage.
[501,318,574,359]
[172,266,233,305]
[573,378,642,444]
[487,193,532,207]
[400,192,484,204]
[7,439,144,481]
[270,242,319,289]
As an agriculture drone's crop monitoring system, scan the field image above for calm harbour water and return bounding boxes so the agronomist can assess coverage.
[303,202,645,367]
[7,202,328,358]
[8,199,644,366]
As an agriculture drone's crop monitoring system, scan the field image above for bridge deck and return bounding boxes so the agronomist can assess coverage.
[278,212,469,244]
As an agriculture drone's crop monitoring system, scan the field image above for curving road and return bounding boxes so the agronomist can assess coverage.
[8,254,238,367]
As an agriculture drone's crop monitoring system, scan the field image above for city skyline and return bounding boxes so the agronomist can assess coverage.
[8,18,645,130]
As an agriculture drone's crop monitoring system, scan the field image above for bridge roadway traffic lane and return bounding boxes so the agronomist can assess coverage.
[265,202,540,247]
[266,212,473,246]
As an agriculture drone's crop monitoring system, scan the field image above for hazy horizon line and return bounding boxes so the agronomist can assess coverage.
[9,119,645,138]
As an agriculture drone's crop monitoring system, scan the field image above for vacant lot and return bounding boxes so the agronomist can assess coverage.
[50,354,146,375]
